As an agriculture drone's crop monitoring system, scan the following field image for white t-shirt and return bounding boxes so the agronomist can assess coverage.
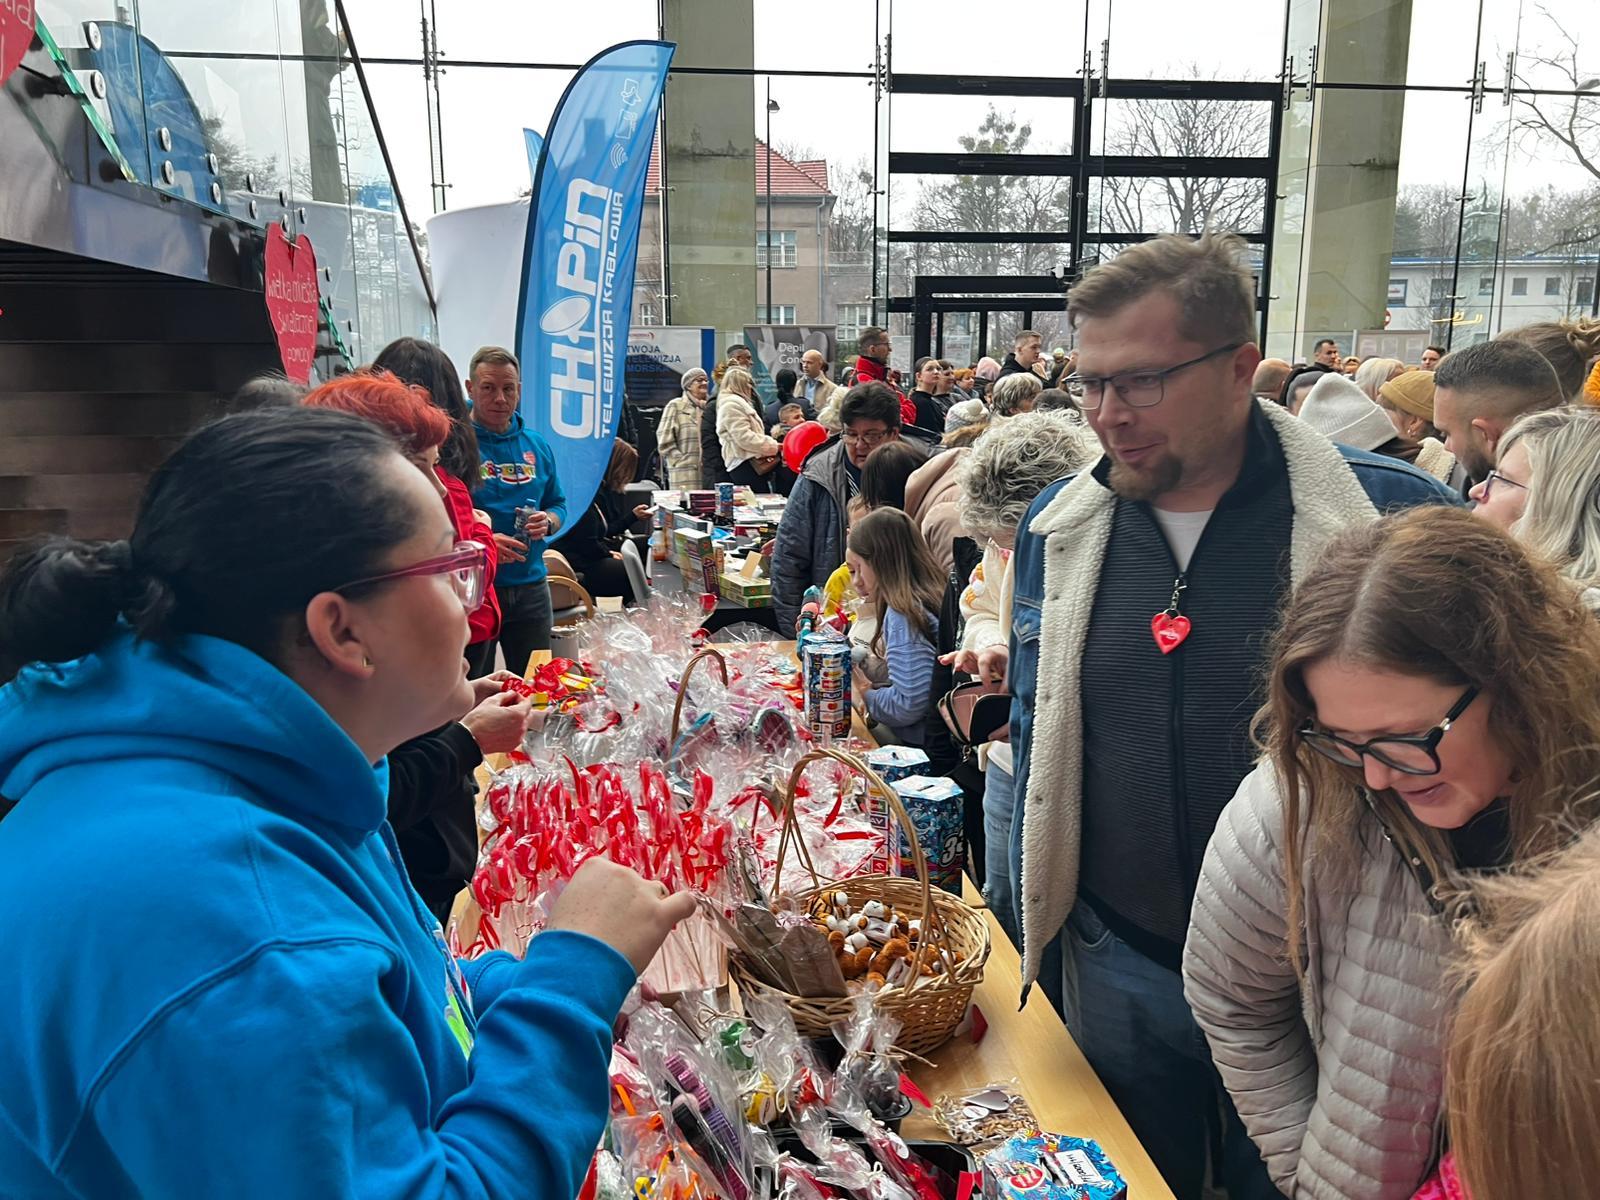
[1150,506,1214,572]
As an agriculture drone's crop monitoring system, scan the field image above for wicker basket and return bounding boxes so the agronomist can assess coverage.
[670,647,730,743]
[728,747,990,1057]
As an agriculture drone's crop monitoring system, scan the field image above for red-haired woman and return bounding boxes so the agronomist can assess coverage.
[372,338,504,678]
[303,371,532,920]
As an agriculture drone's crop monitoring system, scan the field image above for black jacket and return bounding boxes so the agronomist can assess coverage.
[389,722,485,923]
[699,396,728,487]
[1077,412,1295,968]
[997,353,1032,379]
[764,394,818,427]
[563,490,633,569]
[908,390,946,430]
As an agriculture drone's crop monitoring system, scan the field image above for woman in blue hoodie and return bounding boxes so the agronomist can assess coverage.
[0,406,695,1198]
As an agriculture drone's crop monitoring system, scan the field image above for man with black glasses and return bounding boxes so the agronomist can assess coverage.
[1005,233,1457,1200]
[771,381,928,631]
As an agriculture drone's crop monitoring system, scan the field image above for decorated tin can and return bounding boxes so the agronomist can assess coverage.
[890,775,966,892]
[801,636,852,740]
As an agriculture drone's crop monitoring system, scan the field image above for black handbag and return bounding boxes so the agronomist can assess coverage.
[937,681,1011,748]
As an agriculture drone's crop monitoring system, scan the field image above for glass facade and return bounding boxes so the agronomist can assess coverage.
[34,0,1590,369]
[343,0,1593,369]
[26,0,435,363]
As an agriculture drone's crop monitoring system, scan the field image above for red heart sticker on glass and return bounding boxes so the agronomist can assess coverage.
[264,226,320,384]
[0,0,36,90]
[1151,611,1191,654]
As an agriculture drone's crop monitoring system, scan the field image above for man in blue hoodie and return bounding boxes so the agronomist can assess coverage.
[468,346,568,675]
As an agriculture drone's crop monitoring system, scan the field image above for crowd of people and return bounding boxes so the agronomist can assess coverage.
[2,228,1600,1198]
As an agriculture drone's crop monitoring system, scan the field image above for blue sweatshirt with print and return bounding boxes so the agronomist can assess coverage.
[0,629,633,1199]
[473,412,569,586]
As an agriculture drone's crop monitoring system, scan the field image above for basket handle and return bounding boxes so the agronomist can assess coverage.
[670,647,730,743]
[770,746,951,993]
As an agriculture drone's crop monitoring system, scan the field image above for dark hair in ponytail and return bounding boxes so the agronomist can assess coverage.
[0,407,419,677]
[372,337,481,487]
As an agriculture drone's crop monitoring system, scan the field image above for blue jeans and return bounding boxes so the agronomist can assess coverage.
[1061,903,1283,1200]
[981,759,1020,949]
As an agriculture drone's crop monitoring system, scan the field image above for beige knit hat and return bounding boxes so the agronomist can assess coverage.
[1379,369,1437,421]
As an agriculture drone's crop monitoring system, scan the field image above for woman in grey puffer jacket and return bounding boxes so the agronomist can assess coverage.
[1184,506,1600,1200]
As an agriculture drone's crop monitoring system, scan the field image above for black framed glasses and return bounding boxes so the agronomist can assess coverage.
[1297,685,1478,776]
[337,540,489,612]
[1063,342,1245,411]
[842,427,894,448]
[1480,469,1527,500]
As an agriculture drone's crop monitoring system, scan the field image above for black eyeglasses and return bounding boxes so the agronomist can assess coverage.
[1063,342,1245,411]
[1480,469,1527,500]
[1297,686,1478,776]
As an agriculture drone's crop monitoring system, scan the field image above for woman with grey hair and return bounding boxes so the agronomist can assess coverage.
[990,371,1042,417]
[1035,387,1080,415]
[943,412,1099,944]
[657,366,708,488]
[1470,406,1600,609]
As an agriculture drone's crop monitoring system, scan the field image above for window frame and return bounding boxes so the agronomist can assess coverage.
[756,229,798,269]
[884,74,1282,351]
[836,303,871,341]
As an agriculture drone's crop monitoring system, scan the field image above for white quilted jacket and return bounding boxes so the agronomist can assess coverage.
[1183,764,1456,1199]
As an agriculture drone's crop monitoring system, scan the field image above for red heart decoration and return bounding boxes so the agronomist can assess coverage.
[1151,611,1191,654]
[0,0,35,90]
[263,227,320,384]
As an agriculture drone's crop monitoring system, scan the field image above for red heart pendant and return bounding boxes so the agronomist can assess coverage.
[1151,611,1191,654]
[264,227,320,384]
[0,0,35,91]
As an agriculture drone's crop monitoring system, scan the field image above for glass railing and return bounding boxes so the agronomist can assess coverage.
[24,0,433,364]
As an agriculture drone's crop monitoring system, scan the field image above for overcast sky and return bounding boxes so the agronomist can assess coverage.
[338,0,1596,221]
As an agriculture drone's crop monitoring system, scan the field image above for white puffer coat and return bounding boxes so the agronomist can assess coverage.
[1183,764,1456,1199]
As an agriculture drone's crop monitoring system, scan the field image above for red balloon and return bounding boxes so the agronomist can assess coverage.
[782,420,829,473]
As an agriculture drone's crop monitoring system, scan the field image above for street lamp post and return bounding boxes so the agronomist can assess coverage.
[765,81,779,319]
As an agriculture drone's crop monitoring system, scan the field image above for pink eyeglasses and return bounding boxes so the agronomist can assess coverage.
[338,540,488,612]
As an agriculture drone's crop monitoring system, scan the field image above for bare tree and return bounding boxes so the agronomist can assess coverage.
[898,109,1073,353]
[907,108,1071,278]
[1509,6,1600,255]
[827,155,877,258]
[1096,89,1269,238]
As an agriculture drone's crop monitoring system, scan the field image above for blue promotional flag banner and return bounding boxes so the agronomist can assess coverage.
[514,40,675,539]
[522,128,544,183]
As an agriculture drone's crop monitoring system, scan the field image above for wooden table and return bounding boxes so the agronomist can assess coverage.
[760,640,1173,1197]
[900,879,1175,1197]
